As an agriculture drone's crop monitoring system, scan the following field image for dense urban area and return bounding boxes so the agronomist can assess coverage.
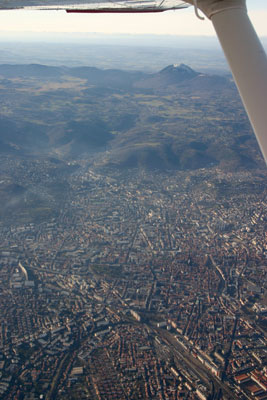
[0,160,266,400]
[0,61,266,400]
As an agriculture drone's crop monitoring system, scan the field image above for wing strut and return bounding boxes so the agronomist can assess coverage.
[187,0,267,164]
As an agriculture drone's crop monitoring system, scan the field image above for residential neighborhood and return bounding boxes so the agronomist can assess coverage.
[0,161,266,399]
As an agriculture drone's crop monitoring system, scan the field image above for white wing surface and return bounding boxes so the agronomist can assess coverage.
[0,0,189,11]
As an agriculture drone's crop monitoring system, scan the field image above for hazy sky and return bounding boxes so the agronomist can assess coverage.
[0,0,266,37]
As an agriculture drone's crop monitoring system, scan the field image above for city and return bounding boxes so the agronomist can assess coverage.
[0,159,266,399]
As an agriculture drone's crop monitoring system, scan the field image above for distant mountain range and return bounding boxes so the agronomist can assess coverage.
[0,62,231,91]
[0,63,262,171]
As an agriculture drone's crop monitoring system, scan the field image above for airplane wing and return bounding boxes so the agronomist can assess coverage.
[0,0,189,12]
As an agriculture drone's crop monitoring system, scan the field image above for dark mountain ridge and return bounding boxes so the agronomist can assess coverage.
[0,63,261,171]
[0,62,230,90]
